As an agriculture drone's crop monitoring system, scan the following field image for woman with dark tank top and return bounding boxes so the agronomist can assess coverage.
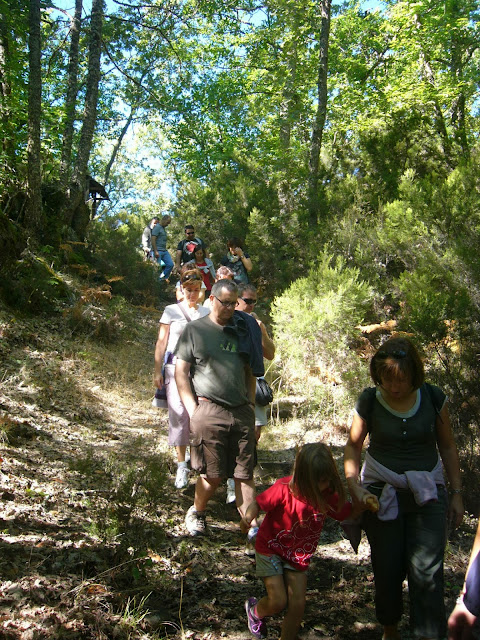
[344,337,464,640]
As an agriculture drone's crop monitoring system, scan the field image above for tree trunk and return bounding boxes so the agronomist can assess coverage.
[307,0,331,228]
[24,0,43,234]
[0,10,15,179]
[65,0,104,234]
[60,0,83,187]
[104,106,135,186]
[277,45,297,221]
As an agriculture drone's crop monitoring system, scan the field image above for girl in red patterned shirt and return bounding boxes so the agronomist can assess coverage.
[242,442,375,640]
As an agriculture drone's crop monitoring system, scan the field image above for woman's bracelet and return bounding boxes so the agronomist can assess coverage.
[451,488,462,495]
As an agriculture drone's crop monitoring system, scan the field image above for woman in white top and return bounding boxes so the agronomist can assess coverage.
[154,268,210,489]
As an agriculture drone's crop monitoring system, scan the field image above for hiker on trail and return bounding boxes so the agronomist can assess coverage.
[175,225,208,272]
[174,279,264,540]
[242,442,365,640]
[225,283,275,509]
[448,517,480,639]
[154,267,209,490]
[220,237,252,284]
[344,336,464,640]
[176,262,207,304]
[142,216,159,261]
[151,214,174,282]
[202,266,235,310]
[193,246,215,297]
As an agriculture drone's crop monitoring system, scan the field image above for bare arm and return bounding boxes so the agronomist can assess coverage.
[448,518,480,639]
[258,320,275,360]
[153,323,169,388]
[240,500,260,533]
[174,358,197,417]
[436,404,464,528]
[240,254,252,271]
[344,412,375,509]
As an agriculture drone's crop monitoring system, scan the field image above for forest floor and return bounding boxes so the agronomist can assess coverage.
[0,301,477,640]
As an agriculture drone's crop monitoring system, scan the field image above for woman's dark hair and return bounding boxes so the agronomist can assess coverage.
[290,442,346,513]
[227,237,243,250]
[370,336,425,389]
[180,261,195,275]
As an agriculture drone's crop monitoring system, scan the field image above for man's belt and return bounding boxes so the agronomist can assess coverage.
[197,396,250,411]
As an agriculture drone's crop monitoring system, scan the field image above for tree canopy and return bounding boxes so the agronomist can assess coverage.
[2,1,480,469]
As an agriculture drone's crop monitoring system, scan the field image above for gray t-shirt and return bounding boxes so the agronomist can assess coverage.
[151,223,167,251]
[355,384,446,474]
[174,315,249,407]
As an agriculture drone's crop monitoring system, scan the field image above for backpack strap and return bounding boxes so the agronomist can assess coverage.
[364,387,377,434]
[176,301,193,323]
[423,382,443,423]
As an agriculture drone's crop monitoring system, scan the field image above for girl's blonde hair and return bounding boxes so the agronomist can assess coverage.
[290,442,346,513]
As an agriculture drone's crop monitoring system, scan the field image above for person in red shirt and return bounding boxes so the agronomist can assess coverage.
[193,246,215,296]
[242,442,376,640]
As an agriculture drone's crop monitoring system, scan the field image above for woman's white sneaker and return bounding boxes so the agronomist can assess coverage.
[175,465,190,489]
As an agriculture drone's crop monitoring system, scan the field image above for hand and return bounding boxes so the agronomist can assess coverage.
[363,493,380,513]
[240,517,251,534]
[448,601,477,639]
[348,482,378,511]
[187,402,199,419]
[449,493,464,529]
[154,373,164,388]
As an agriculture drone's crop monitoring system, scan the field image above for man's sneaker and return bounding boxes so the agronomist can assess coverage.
[226,477,236,504]
[245,597,267,639]
[185,505,206,536]
[245,525,259,557]
[175,465,190,489]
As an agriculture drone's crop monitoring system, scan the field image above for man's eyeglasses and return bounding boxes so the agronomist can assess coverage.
[241,298,257,306]
[214,295,236,309]
[186,231,195,236]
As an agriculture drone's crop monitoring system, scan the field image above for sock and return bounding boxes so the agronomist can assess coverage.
[177,461,187,468]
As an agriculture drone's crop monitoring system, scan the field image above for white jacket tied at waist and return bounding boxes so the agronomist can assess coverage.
[360,451,445,521]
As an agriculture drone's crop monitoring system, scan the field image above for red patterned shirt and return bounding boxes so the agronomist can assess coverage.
[255,476,352,571]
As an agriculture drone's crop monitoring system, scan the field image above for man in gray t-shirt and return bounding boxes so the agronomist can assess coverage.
[175,279,259,539]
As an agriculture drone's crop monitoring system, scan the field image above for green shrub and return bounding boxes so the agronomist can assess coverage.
[0,252,73,313]
[271,252,374,424]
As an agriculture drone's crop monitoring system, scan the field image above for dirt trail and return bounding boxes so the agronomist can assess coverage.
[0,311,474,639]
